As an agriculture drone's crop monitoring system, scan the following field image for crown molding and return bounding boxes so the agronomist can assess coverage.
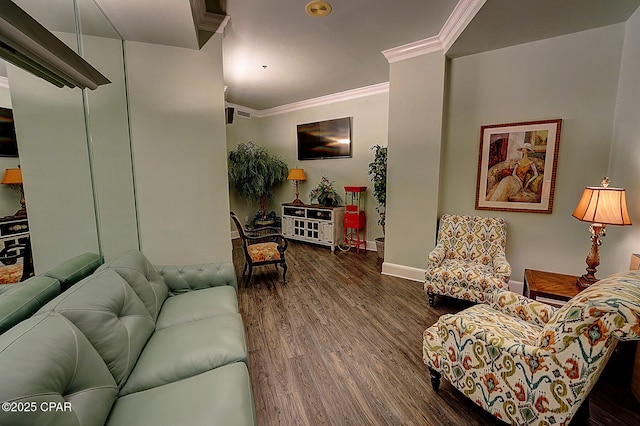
[439,0,486,52]
[0,76,8,90]
[382,0,485,63]
[190,0,228,33]
[232,82,390,118]
[382,36,442,63]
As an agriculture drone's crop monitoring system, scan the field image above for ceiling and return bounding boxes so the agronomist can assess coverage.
[3,0,640,111]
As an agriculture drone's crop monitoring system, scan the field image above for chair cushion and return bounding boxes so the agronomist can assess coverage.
[438,214,507,263]
[248,242,281,262]
[155,286,239,330]
[0,263,23,284]
[425,259,508,303]
[107,363,256,426]
[120,313,248,396]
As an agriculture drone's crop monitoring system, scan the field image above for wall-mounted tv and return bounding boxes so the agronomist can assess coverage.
[0,107,19,157]
[297,117,352,160]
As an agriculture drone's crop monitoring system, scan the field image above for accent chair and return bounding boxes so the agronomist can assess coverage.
[231,212,288,284]
[425,214,511,307]
[423,270,640,425]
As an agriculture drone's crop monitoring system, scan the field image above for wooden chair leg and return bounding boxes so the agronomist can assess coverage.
[428,293,436,307]
[428,367,441,391]
[281,262,287,284]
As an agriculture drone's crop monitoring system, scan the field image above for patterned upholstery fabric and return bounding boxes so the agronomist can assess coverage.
[425,214,511,305]
[423,270,640,425]
[247,242,281,262]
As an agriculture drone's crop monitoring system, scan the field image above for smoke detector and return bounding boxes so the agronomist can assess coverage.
[305,1,332,17]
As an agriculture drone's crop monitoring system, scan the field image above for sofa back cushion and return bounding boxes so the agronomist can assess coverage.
[98,249,168,321]
[0,275,60,334]
[38,269,156,388]
[538,270,640,353]
[0,312,118,425]
[437,214,507,265]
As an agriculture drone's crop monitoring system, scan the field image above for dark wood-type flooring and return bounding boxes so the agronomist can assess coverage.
[233,239,640,425]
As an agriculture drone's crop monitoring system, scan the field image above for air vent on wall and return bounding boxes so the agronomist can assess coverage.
[236,110,251,119]
[0,0,111,89]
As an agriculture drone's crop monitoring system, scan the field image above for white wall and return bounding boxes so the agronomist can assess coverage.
[227,92,390,243]
[126,35,232,264]
[608,7,640,273]
[442,24,626,281]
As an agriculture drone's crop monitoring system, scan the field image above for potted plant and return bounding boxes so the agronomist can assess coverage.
[368,145,387,259]
[228,142,289,225]
[309,176,343,207]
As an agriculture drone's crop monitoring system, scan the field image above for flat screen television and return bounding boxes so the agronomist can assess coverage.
[297,117,352,160]
[0,107,19,157]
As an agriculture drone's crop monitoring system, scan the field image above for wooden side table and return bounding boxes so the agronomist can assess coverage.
[524,269,581,307]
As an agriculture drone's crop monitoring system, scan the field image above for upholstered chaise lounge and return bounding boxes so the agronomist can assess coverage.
[423,270,640,425]
[425,214,511,307]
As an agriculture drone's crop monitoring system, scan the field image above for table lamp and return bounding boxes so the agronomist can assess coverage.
[572,177,631,288]
[1,167,26,218]
[287,168,307,205]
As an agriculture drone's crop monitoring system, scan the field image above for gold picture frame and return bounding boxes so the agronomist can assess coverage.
[475,119,562,214]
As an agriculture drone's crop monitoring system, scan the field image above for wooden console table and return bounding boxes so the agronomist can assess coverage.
[524,269,581,307]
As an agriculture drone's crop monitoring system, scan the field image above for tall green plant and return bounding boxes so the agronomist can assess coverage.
[228,142,289,219]
[368,145,387,233]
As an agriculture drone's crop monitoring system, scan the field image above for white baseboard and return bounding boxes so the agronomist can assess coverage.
[381,262,425,282]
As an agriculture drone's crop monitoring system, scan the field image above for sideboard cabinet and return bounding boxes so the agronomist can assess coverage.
[281,203,344,252]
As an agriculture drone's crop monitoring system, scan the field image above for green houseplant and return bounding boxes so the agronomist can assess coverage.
[368,145,387,258]
[228,142,289,223]
[309,176,342,207]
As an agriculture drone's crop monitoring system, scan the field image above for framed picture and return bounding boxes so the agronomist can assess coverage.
[475,119,562,214]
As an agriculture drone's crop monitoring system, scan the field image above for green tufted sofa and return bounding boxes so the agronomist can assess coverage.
[0,249,256,426]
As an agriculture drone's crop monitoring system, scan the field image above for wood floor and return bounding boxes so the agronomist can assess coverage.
[233,239,640,425]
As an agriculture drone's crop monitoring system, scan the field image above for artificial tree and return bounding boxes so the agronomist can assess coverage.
[228,142,289,223]
[368,145,387,257]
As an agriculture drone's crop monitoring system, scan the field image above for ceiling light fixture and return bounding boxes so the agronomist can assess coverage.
[305,1,332,18]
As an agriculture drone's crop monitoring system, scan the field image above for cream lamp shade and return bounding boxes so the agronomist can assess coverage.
[572,185,631,226]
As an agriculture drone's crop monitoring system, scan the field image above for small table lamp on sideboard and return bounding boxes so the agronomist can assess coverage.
[1,167,27,218]
[572,177,631,289]
[287,168,306,205]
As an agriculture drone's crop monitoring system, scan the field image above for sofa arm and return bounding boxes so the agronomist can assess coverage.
[427,245,446,269]
[155,262,238,294]
[490,289,557,327]
[492,252,511,282]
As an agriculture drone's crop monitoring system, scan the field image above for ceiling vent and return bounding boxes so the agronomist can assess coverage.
[0,0,110,89]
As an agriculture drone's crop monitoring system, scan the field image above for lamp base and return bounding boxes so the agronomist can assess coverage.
[290,198,304,205]
[576,274,598,290]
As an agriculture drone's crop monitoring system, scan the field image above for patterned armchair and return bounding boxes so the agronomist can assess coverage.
[422,270,640,425]
[425,214,511,307]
